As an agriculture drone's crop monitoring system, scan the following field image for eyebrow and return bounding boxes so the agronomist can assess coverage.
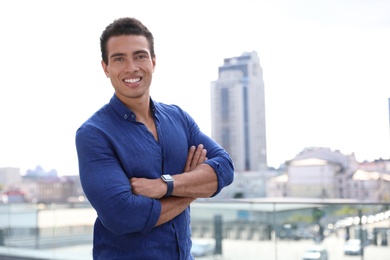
[109,52,126,59]
[109,50,150,60]
[133,50,150,56]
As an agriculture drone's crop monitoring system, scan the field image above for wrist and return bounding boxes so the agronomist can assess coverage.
[161,174,174,197]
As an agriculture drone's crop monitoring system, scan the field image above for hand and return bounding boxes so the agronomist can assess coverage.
[184,144,207,172]
[130,144,207,199]
[130,177,165,199]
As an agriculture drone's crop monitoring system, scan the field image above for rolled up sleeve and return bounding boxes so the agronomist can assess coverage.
[76,124,161,235]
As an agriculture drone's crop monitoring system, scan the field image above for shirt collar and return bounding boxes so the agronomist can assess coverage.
[109,94,157,122]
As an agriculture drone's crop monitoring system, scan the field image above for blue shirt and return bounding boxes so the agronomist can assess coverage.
[75,94,234,260]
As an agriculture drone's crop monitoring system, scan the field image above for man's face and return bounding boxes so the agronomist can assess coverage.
[102,35,156,103]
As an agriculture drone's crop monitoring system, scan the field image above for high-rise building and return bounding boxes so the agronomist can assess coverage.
[388,98,390,148]
[210,51,267,172]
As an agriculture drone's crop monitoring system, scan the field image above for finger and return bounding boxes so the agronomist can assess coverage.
[191,144,204,168]
[184,145,196,172]
[197,148,207,164]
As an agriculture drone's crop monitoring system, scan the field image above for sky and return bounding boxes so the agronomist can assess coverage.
[0,0,389,176]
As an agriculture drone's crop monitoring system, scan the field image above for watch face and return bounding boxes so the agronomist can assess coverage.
[162,174,174,181]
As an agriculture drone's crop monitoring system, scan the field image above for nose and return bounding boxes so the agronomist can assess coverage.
[125,60,139,73]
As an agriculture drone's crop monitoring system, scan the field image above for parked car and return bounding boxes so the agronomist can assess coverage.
[191,240,215,257]
[302,245,328,260]
[344,239,363,255]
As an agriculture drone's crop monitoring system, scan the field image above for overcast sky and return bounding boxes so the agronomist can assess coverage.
[0,0,389,176]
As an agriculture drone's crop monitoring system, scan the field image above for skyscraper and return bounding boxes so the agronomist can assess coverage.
[210,51,267,172]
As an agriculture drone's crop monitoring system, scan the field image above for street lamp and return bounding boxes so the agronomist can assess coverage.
[35,203,45,249]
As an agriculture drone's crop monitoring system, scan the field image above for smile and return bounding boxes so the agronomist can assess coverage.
[124,78,141,83]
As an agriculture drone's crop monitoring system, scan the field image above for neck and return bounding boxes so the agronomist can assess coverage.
[117,93,151,120]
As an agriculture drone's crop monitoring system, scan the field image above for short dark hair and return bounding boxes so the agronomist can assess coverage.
[100,17,155,65]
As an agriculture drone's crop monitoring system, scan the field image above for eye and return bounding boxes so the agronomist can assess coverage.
[136,54,148,60]
[114,57,124,62]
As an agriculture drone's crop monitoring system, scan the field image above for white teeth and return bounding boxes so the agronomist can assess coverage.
[124,78,141,83]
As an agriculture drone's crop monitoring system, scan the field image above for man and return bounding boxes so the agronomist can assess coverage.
[75,17,234,259]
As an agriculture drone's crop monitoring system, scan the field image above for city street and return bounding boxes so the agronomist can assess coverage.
[2,233,386,260]
[195,236,390,260]
[5,234,383,260]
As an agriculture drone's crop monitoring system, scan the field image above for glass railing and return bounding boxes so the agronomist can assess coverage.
[0,199,389,260]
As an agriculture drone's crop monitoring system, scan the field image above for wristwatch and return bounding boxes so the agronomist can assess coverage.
[161,174,174,197]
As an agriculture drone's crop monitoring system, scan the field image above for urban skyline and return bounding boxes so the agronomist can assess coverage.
[0,1,389,176]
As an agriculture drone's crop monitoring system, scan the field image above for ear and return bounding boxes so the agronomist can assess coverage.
[101,60,109,78]
[151,56,156,73]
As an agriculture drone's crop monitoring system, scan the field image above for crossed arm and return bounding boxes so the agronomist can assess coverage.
[130,144,218,226]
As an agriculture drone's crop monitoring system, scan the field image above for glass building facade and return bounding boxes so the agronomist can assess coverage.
[211,51,267,171]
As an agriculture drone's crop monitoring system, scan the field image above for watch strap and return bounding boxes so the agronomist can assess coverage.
[161,175,174,197]
[165,179,173,197]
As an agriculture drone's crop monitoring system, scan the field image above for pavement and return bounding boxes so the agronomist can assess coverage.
[1,236,390,260]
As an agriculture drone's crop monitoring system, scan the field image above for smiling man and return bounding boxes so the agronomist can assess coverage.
[75,17,234,260]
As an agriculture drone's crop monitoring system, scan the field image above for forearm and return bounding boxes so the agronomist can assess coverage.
[172,163,218,198]
[155,196,195,226]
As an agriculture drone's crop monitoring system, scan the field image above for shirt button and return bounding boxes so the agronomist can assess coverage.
[131,114,135,118]
[124,114,128,119]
